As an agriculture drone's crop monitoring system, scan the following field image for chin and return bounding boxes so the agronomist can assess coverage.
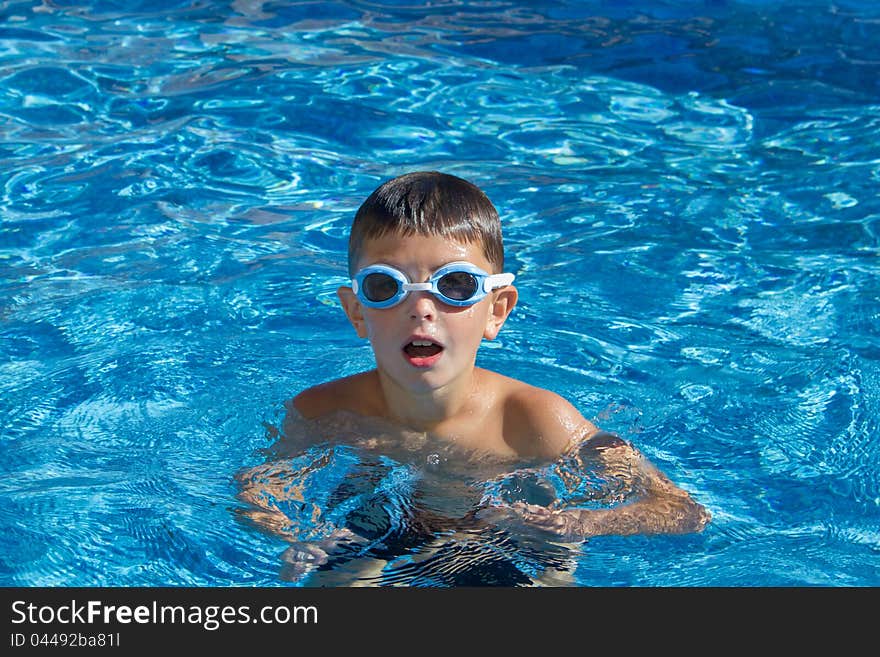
[399,367,457,395]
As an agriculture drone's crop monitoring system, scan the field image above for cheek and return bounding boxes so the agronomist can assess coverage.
[363,313,411,355]
[451,306,491,342]
[361,311,387,342]
[365,320,388,344]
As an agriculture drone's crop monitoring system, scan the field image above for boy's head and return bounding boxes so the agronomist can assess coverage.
[347,171,505,275]
[337,171,518,394]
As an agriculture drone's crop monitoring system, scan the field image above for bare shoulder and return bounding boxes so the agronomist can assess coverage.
[491,372,599,459]
[290,370,384,420]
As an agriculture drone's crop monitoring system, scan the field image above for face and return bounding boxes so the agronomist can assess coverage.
[337,232,517,397]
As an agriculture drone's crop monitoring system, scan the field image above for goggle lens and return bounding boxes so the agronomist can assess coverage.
[361,272,399,303]
[436,271,478,301]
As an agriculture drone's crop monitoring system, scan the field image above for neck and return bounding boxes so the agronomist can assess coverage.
[376,368,480,432]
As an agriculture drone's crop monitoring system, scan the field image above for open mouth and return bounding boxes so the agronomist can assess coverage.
[403,339,443,359]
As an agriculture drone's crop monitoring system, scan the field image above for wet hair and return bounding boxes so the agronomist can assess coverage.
[347,171,505,275]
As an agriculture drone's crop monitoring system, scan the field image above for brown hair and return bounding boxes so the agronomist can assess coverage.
[347,171,505,275]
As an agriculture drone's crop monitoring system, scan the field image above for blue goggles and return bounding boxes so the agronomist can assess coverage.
[351,261,515,309]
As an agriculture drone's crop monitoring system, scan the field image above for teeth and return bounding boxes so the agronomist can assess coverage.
[411,340,434,346]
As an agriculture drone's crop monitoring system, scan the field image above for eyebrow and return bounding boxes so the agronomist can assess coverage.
[356,259,480,278]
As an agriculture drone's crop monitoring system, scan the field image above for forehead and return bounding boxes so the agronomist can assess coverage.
[355,232,491,271]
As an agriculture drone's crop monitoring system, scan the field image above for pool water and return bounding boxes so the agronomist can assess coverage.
[1,0,878,587]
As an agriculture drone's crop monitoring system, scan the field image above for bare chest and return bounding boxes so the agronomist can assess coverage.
[429,413,520,459]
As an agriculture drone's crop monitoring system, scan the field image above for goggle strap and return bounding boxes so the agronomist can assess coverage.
[485,273,515,291]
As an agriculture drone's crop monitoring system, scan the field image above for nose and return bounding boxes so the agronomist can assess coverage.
[408,291,438,321]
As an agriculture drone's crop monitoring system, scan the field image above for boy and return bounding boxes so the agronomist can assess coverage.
[237,171,709,584]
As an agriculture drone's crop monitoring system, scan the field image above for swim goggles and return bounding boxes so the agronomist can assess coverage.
[351,261,515,309]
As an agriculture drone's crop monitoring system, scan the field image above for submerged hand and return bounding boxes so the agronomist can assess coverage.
[475,502,585,541]
[279,527,368,582]
[504,502,587,540]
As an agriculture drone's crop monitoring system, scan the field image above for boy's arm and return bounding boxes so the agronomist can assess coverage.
[233,426,370,581]
[500,390,711,539]
[508,432,711,539]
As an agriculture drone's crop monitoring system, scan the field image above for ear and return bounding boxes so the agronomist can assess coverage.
[337,286,369,339]
[483,285,518,340]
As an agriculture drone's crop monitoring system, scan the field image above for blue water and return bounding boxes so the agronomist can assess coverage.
[1,0,879,587]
